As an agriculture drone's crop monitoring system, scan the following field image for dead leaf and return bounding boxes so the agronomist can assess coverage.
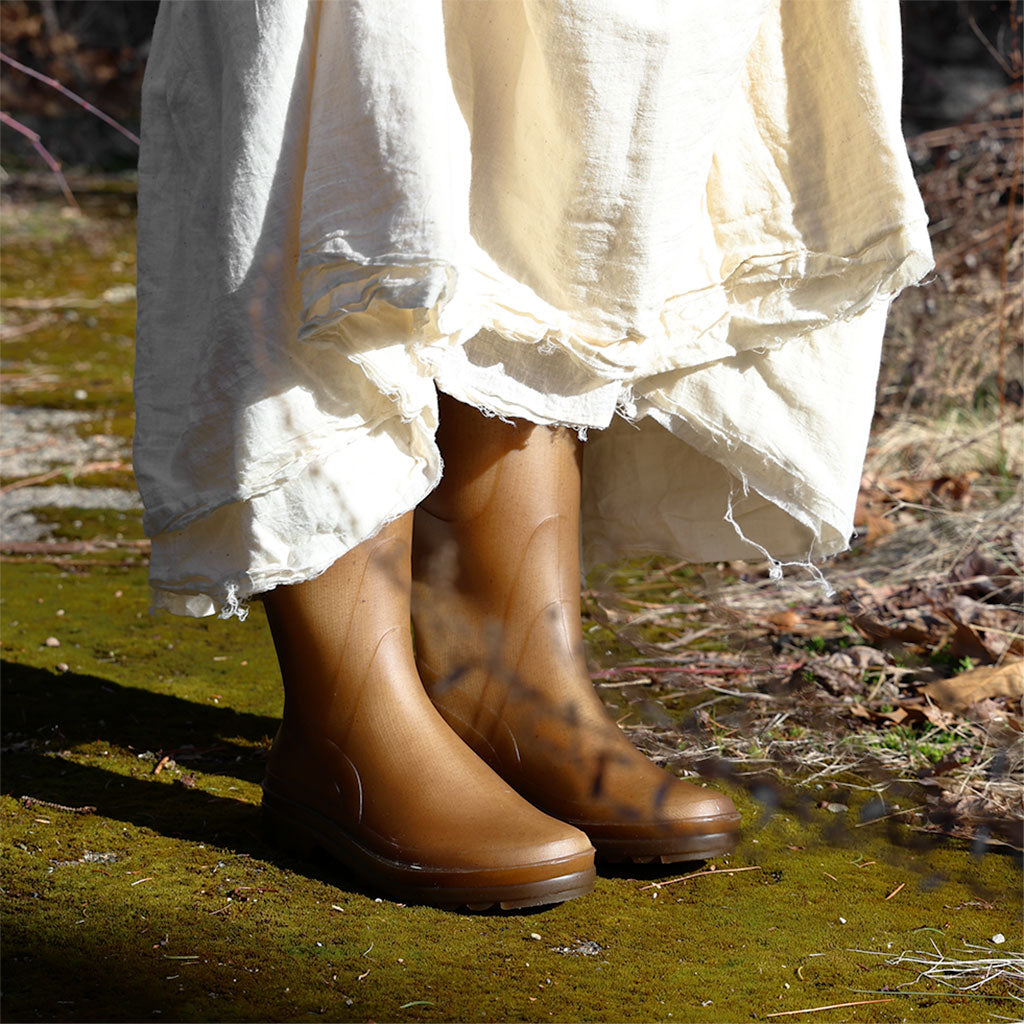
[849,611,935,648]
[804,660,861,696]
[944,615,999,665]
[845,646,891,669]
[767,610,802,629]
[920,702,958,729]
[878,706,909,726]
[931,472,979,506]
[921,660,1024,712]
[863,513,897,545]
[928,754,965,776]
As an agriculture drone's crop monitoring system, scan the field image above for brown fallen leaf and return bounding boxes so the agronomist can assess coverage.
[849,611,935,648]
[931,472,980,506]
[767,610,802,629]
[944,614,999,665]
[863,512,897,545]
[878,706,909,726]
[919,702,958,729]
[921,660,1024,712]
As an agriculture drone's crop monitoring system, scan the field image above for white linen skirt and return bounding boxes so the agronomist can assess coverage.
[134,0,933,619]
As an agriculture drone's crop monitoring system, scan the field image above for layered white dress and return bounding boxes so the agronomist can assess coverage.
[134,0,933,618]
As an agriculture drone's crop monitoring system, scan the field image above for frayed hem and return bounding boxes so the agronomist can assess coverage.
[724,480,836,598]
[218,582,250,622]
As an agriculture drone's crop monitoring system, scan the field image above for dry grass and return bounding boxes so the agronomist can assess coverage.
[851,939,1024,1004]
[589,101,1024,839]
[881,110,1023,433]
[587,483,1022,848]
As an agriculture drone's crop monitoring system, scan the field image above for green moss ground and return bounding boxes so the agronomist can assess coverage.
[2,559,1021,1023]
[1,197,137,416]
[2,196,1021,1022]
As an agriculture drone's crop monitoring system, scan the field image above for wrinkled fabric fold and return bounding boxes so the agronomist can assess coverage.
[134,0,932,618]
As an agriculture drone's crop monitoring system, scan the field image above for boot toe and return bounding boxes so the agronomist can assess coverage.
[658,783,741,832]
[572,776,741,863]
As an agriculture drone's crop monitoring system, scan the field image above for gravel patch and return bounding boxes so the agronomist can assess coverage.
[1,486,142,543]
[0,406,130,478]
[1,405,138,542]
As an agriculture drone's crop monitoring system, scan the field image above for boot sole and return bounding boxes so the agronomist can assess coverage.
[594,828,740,864]
[261,785,595,910]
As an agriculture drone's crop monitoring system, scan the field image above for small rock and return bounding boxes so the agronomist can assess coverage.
[992,933,1005,945]
[529,933,542,941]
[44,636,60,648]
[56,663,69,673]
[82,851,118,864]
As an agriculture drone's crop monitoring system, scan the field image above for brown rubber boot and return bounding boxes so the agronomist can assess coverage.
[260,513,595,909]
[412,395,741,863]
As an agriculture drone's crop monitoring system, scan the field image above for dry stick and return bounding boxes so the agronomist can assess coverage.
[912,118,1022,149]
[763,998,896,1018]
[639,865,762,890]
[20,795,95,814]
[591,662,802,680]
[0,460,133,494]
[967,16,1017,78]
[704,683,777,701]
[885,882,906,900]
[0,314,58,341]
[0,112,78,208]
[852,804,925,828]
[0,52,141,146]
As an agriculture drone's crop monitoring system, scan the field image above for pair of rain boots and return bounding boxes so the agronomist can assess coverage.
[261,399,740,910]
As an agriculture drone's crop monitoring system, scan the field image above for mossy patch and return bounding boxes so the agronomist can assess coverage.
[24,506,146,544]
[2,196,1020,1021]
[1,197,137,413]
[2,560,1021,1023]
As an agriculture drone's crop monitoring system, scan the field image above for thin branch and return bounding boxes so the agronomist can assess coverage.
[0,111,77,208]
[763,998,895,1018]
[0,51,140,145]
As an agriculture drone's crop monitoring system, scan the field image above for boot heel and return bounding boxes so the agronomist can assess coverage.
[262,796,319,857]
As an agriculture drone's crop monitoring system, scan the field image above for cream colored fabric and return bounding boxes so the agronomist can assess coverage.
[134,0,932,618]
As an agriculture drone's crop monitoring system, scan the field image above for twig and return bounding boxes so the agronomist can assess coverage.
[0,314,58,341]
[0,51,140,145]
[967,17,1017,78]
[0,111,78,208]
[704,683,777,701]
[885,882,906,900]
[640,865,761,890]
[852,804,925,828]
[763,998,895,1018]
[0,460,133,494]
[591,662,801,680]
[20,795,95,814]
[848,988,1020,1001]
[2,285,136,310]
